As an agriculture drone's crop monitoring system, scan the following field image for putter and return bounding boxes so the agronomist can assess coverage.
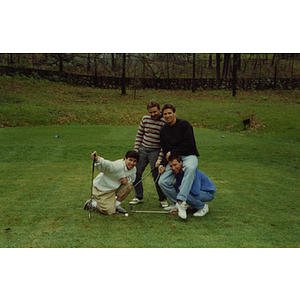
[140,174,160,211]
[129,205,169,214]
[130,174,168,214]
[89,154,96,219]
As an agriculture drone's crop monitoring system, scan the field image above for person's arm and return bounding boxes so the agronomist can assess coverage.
[92,153,116,173]
[159,129,169,166]
[119,177,128,184]
[126,168,136,184]
[134,118,145,152]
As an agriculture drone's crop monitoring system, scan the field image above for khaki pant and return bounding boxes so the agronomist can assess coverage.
[92,183,131,214]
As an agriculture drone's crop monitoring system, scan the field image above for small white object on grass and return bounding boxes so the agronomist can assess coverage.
[125,213,128,217]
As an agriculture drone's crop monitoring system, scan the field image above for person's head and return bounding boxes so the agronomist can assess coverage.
[147,100,161,120]
[124,150,139,170]
[162,103,176,126]
[168,153,183,174]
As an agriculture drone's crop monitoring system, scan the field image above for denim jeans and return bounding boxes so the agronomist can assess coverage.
[133,146,166,201]
[159,155,198,203]
[186,191,215,209]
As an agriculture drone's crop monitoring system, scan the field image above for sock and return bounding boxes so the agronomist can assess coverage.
[92,199,97,208]
[116,200,121,206]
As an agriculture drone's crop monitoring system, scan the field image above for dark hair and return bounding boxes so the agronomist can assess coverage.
[147,100,160,110]
[162,103,176,113]
[125,150,139,161]
[168,152,182,162]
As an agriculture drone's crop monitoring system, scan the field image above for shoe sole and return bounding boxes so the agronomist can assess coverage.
[129,201,143,205]
[193,212,208,217]
[84,203,94,211]
[116,207,128,214]
[84,200,92,210]
[193,208,209,217]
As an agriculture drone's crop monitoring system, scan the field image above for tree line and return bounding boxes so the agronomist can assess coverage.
[1,53,299,80]
[1,53,300,95]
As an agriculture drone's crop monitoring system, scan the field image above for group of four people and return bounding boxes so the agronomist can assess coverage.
[84,100,216,220]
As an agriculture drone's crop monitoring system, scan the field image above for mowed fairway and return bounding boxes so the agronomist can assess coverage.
[1,124,299,247]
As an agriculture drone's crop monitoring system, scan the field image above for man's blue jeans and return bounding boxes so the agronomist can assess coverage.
[186,191,215,209]
[134,146,166,201]
[159,155,198,203]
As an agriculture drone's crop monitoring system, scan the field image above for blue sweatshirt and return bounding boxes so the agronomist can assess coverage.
[173,169,216,196]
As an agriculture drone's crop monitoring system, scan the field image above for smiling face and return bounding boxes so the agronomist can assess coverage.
[163,108,177,126]
[148,106,161,120]
[169,159,183,175]
[124,157,138,170]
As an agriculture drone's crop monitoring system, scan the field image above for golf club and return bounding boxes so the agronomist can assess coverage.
[129,205,169,214]
[89,154,96,219]
[140,174,160,211]
[132,166,157,189]
[130,174,168,214]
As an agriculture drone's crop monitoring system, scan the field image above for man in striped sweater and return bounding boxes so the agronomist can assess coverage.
[130,100,168,207]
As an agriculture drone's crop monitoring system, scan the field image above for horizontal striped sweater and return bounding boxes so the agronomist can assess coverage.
[134,115,166,160]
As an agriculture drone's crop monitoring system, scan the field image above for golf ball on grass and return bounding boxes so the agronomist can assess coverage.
[125,213,128,217]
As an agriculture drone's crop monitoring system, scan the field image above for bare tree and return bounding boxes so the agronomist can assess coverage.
[232,53,239,96]
[87,53,91,74]
[192,53,196,93]
[58,54,63,72]
[271,54,277,66]
[216,53,221,79]
[222,53,231,79]
[208,54,213,69]
[122,53,126,95]
[111,53,115,73]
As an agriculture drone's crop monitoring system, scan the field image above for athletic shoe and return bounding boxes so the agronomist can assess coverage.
[175,201,188,219]
[84,199,94,211]
[116,205,127,214]
[164,204,176,211]
[129,197,143,205]
[193,204,209,217]
[160,200,168,208]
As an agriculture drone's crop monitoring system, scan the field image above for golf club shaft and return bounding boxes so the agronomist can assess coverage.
[89,155,96,219]
[131,210,169,214]
[140,173,160,211]
[129,206,169,214]
[132,166,157,189]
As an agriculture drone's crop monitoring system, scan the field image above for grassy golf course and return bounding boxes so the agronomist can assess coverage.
[1,75,299,248]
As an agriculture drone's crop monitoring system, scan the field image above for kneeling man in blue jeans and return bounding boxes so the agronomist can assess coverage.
[165,153,216,219]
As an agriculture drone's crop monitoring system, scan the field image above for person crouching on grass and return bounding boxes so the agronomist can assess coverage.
[164,153,216,219]
[84,150,139,215]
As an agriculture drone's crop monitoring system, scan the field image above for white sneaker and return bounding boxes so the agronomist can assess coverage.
[193,204,209,217]
[164,204,176,211]
[176,201,188,219]
[160,200,168,207]
[129,197,143,205]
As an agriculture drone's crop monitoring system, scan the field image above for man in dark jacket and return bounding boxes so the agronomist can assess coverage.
[158,103,200,219]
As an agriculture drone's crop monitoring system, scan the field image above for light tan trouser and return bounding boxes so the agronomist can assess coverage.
[92,183,132,214]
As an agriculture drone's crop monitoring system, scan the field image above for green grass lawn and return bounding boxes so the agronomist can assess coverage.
[1,124,299,247]
[1,75,300,248]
